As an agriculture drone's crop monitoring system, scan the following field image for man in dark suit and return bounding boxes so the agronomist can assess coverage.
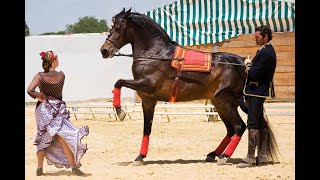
[237,25,277,168]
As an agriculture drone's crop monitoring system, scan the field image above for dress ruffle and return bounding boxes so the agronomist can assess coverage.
[34,99,89,168]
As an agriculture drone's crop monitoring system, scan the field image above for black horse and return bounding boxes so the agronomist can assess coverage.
[100,8,278,165]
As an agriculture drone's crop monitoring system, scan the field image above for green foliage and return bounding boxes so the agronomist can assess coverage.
[40,31,66,35]
[65,16,109,33]
[55,31,66,35]
[25,21,30,36]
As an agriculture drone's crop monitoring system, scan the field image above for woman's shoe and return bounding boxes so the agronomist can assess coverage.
[72,167,85,176]
[36,167,43,176]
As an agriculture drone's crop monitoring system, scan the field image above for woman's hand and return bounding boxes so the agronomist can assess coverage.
[37,92,47,102]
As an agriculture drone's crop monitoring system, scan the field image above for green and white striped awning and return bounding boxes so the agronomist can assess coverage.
[145,0,295,46]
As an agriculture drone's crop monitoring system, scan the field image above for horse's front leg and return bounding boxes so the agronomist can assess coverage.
[112,79,151,120]
[133,98,157,166]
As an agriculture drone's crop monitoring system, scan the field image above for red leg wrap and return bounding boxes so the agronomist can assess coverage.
[112,88,121,108]
[223,135,241,157]
[139,135,149,156]
[214,135,231,156]
[169,96,176,102]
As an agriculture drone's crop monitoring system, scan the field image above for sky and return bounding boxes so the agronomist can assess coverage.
[25,0,176,36]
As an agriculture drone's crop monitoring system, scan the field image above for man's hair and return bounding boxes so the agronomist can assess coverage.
[255,25,273,42]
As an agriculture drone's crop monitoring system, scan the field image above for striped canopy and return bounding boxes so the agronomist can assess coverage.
[145,0,295,46]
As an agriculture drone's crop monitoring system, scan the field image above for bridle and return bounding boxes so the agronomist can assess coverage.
[105,18,128,50]
[105,37,121,50]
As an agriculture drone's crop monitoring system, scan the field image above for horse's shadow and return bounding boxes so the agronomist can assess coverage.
[117,158,243,166]
[42,169,92,177]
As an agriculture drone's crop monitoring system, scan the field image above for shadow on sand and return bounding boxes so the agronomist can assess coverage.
[117,158,243,166]
[42,169,92,177]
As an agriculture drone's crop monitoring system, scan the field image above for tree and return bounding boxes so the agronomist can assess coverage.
[25,21,30,36]
[40,31,66,35]
[65,16,109,34]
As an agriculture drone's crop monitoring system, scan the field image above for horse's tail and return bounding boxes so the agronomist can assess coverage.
[262,111,281,163]
[239,98,281,162]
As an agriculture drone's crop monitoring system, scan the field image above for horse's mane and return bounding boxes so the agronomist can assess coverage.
[128,12,177,45]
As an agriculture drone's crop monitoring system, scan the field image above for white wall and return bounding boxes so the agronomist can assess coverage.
[25,33,135,102]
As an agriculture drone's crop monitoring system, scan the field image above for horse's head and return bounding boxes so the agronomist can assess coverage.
[100,8,132,58]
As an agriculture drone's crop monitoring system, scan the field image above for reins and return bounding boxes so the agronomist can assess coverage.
[114,52,245,66]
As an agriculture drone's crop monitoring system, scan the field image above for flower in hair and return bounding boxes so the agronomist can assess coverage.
[39,52,46,57]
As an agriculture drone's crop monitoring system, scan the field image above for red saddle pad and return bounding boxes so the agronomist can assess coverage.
[171,46,212,72]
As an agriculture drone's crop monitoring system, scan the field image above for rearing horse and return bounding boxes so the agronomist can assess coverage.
[100,8,275,165]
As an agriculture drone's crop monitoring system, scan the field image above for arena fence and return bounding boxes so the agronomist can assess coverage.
[67,102,294,122]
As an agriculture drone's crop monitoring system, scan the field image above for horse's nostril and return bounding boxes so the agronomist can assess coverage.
[101,48,108,55]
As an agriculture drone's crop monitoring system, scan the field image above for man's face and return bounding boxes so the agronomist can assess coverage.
[255,31,267,46]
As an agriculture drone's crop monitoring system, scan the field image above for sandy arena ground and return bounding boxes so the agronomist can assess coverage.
[25,101,295,180]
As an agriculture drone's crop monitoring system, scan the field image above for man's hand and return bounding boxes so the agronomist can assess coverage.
[244,55,251,70]
[244,58,251,65]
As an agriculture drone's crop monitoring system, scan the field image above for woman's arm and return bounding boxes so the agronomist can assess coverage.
[27,73,47,102]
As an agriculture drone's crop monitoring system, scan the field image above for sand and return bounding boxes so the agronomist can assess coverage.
[25,101,295,180]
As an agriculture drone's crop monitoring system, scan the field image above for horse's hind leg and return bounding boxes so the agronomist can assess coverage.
[205,104,234,162]
[133,98,157,166]
[210,91,246,165]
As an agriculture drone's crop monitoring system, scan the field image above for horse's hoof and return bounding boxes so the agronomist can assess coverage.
[217,154,230,165]
[205,156,216,162]
[133,154,145,165]
[205,151,217,162]
[132,160,144,166]
[116,109,126,121]
[217,157,228,165]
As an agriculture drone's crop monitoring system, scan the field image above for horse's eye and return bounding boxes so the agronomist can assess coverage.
[120,19,126,25]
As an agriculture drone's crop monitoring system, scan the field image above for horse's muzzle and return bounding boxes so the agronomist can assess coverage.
[100,48,109,58]
[100,48,117,58]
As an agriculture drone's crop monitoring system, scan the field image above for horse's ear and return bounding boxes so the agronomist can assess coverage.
[123,7,131,19]
[126,7,132,13]
[121,7,125,13]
